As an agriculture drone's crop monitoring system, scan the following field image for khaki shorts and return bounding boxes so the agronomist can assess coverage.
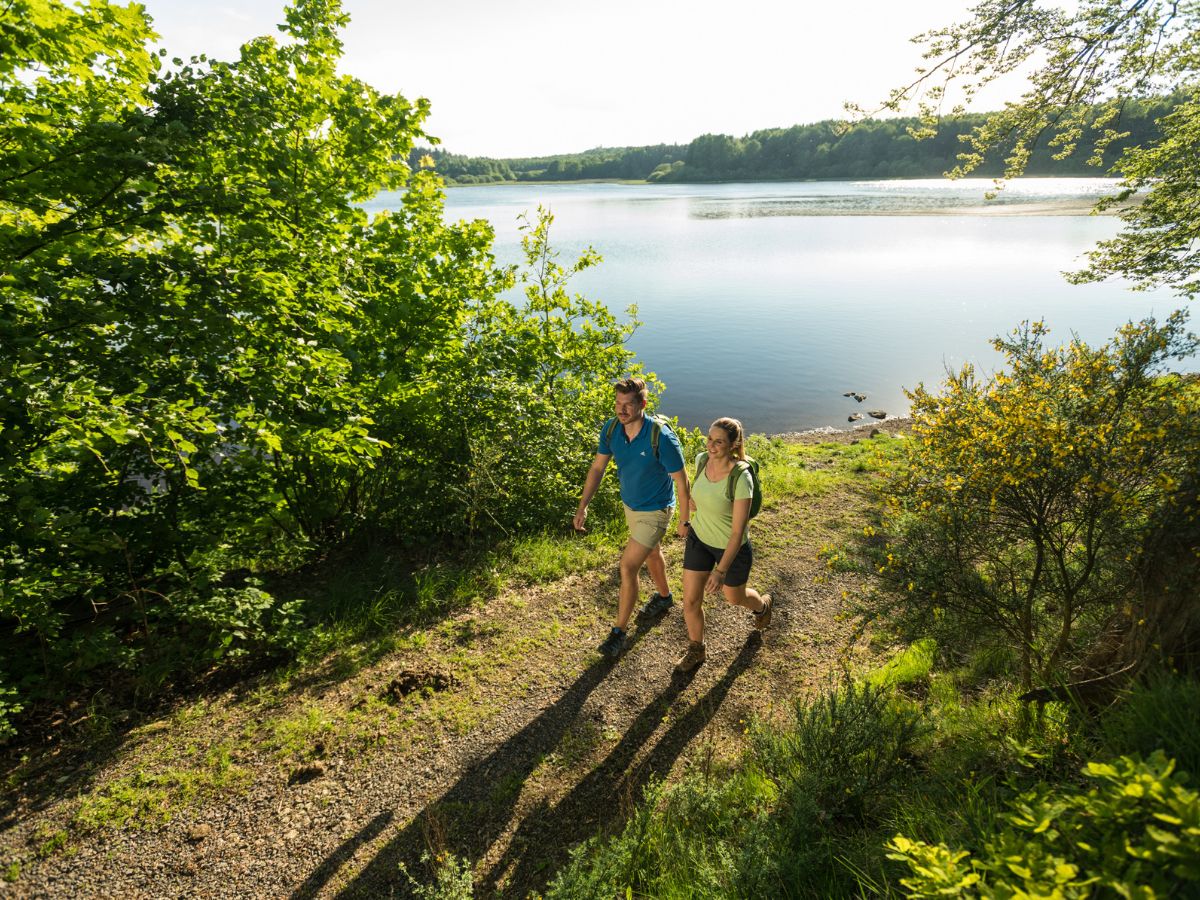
[623,504,672,549]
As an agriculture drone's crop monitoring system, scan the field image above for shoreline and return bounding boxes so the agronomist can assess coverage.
[773,416,913,444]
[439,180,1130,217]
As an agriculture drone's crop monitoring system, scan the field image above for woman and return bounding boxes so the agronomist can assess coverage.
[676,417,771,673]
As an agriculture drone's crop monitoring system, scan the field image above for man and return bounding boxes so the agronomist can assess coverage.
[573,377,691,659]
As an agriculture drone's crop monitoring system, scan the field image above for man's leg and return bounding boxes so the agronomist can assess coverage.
[616,538,655,631]
[645,543,669,598]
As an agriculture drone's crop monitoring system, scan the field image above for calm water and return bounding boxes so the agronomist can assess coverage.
[364,180,1192,435]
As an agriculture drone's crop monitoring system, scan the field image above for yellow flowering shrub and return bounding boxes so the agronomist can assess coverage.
[883,314,1199,690]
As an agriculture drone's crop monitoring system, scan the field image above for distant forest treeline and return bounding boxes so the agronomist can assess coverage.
[414,96,1181,184]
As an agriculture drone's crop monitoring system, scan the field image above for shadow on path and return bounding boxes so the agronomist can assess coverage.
[486,634,762,897]
[300,655,615,899]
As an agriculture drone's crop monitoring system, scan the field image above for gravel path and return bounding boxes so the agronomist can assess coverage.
[1,424,903,899]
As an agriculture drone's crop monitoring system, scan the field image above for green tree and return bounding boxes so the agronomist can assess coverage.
[1,0,652,740]
[872,0,1200,298]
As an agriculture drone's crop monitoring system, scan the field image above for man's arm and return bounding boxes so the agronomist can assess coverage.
[670,468,691,538]
[573,453,611,532]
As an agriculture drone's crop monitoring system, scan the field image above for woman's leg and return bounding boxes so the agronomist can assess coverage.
[720,582,766,613]
[681,568,709,644]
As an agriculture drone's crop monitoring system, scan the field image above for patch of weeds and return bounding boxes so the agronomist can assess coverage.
[545,770,777,899]
[75,690,120,746]
[399,851,475,900]
[505,522,625,586]
[549,719,603,769]
[818,543,858,573]
[33,825,68,858]
[265,704,336,763]
[439,617,504,646]
[886,766,1003,853]
[77,777,175,830]
[73,743,249,831]
[341,696,400,756]
[1097,670,1200,776]
[488,770,525,807]
[396,632,429,651]
[964,644,1016,686]
[3,860,19,883]
[172,699,218,730]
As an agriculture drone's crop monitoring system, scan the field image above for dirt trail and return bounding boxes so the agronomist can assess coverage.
[0,428,896,899]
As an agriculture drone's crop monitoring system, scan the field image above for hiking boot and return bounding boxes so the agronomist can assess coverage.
[637,591,674,620]
[674,641,706,674]
[753,594,772,630]
[597,627,629,659]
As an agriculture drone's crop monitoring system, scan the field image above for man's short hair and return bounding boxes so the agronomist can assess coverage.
[614,377,648,407]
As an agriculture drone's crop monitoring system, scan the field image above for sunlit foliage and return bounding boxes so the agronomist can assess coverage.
[881,316,1199,690]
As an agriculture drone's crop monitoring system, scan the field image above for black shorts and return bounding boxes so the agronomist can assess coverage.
[683,526,752,587]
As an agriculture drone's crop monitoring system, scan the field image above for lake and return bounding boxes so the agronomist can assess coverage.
[365,179,1192,435]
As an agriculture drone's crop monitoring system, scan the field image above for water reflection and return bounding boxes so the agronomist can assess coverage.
[367,180,1191,434]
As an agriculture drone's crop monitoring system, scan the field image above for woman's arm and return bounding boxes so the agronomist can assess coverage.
[705,497,750,594]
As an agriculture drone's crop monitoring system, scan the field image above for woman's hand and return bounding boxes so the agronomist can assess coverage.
[705,567,726,595]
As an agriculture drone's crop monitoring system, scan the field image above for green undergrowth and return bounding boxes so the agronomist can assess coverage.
[531,642,1200,900]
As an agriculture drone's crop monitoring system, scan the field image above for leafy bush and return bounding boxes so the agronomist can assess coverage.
[176,585,305,661]
[888,751,1200,898]
[880,316,1200,689]
[0,680,22,744]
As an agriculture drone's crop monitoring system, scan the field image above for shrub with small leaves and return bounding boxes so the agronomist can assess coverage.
[754,679,926,825]
[888,751,1200,898]
[881,315,1200,690]
[398,852,474,900]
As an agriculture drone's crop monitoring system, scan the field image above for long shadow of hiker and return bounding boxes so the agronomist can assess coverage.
[294,653,616,900]
[485,634,762,897]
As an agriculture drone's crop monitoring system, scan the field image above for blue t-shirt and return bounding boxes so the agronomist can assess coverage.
[597,416,685,511]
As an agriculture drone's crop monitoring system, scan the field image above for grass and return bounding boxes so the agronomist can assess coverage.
[867,637,936,688]
[73,741,250,832]
[542,636,1200,898]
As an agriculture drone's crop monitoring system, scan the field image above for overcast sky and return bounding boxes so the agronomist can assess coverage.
[135,0,1020,158]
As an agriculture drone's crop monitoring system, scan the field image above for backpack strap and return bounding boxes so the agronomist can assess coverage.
[607,413,668,459]
[602,417,619,449]
[727,459,751,501]
[693,450,708,482]
[648,414,666,460]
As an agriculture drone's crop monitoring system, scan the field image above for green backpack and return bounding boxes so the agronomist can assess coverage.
[603,414,669,459]
[694,451,763,519]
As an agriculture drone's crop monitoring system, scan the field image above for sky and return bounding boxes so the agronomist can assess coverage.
[134,0,1022,158]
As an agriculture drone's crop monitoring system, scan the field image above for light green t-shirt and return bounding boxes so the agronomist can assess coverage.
[691,455,752,549]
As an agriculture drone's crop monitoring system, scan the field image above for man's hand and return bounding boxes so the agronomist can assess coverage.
[573,507,588,533]
[676,518,689,539]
